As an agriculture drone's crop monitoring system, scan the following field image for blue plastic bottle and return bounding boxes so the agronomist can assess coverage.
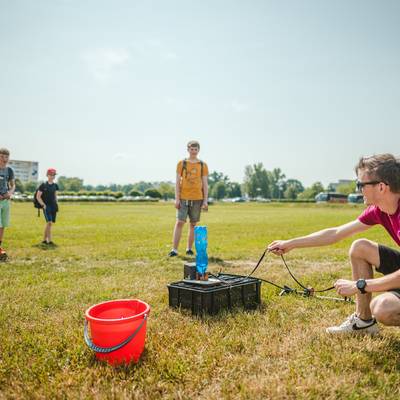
[194,226,208,276]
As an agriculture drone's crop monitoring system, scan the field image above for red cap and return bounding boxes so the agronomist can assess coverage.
[47,168,57,175]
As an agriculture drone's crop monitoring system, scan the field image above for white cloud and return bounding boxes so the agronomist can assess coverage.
[83,48,130,82]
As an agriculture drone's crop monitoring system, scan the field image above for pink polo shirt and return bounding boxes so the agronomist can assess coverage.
[358,201,400,246]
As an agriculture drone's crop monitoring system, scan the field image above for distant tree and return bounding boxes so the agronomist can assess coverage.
[15,179,24,193]
[144,188,162,199]
[24,181,38,193]
[112,191,124,199]
[243,163,271,198]
[227,182,242,198]
[57,176,84,192]
[134,181,153,193]
[211,181,227,199]
[268,168,286,198]
[208,171,229,193]
[298,182,325,200]
[95,184,107,191]
[158,182,175,200]
[327,183,337,192]
[129,190,143,197]
[122,184,135,194]
[284,179,304,199]
[336,181,356,195]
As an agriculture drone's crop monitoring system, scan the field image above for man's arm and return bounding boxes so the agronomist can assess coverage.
[335,270,400,296]
[268,219,371,254]
[36,190,46,208]
[202,175,208,210]
[175,173,181,210]
[6,179,15,198]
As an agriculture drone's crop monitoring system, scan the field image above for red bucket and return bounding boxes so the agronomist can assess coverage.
[84,299,150,365]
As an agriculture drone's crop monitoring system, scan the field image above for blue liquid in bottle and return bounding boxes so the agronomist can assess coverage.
[194,226,208,276]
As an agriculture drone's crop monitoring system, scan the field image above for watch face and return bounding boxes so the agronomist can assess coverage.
[357,279,366,290]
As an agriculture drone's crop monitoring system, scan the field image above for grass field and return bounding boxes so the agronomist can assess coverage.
[1,202,399,399]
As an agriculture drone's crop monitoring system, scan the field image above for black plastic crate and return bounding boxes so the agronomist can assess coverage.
[167,273,262,315]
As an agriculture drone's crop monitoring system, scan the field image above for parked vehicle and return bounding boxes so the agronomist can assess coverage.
[315,192,348,203]
[348,193,364,204]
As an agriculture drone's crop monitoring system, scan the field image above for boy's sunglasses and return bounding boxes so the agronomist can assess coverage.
[356,180,383,191]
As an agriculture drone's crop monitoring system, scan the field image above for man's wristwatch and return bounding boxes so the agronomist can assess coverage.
[356,278,367,294]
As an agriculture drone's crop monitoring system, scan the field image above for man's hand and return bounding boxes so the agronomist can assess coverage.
[334,279,358,297]
[267,240,293,255]
[175,199,181,210]
[202,201,208,211]
[3,192,11,200]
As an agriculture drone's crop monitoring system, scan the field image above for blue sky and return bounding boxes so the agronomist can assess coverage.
[1,0,399,186]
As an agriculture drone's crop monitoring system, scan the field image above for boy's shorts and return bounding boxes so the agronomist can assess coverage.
[377,244,400,299]
[0,199,10,227]
[177,200,203,223]
[44,206,57,223]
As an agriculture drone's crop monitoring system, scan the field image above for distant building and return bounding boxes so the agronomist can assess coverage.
[9,160,39,183]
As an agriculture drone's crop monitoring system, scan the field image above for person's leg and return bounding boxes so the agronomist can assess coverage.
[0,200,9,250]
[349,238,380,320]
[187,201,202,251]
[187,222,196,250]
[45,222,52,242]
[370,292,400,326]
[172,220,185,251]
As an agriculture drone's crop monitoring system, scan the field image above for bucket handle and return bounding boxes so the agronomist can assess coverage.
[84,314,147,354]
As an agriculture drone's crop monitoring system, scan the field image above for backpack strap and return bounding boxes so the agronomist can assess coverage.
[181,159,187,178]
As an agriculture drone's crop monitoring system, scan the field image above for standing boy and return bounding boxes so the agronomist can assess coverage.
[0,148,15,260]
[36,168,59,245]
[168,140,209,257]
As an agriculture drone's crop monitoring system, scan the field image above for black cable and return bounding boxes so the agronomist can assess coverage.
[280,254,335,293]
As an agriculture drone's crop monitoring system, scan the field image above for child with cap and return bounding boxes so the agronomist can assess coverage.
[36,168,59,245]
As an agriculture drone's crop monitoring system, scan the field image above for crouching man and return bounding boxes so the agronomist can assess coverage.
[268,154,400,334]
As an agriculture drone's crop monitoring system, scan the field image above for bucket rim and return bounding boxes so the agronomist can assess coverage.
[85,298,150,324]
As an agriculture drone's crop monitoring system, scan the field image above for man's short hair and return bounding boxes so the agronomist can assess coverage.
[356,153,400,193]
[187,140,200,149]
[0,148,10,156]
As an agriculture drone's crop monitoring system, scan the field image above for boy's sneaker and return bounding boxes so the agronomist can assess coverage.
[326,313,379,335]
[168,250,178,257]
[186,249,194,256]
[0,248,7,261]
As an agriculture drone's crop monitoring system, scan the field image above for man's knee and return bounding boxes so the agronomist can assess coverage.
[349,239,376,259]
[371,294,399,325]
[176,220,185,227]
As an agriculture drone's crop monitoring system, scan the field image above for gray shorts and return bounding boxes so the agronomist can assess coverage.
[177,200,203,223]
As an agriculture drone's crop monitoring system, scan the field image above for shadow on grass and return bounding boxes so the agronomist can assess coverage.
[32,243,58,250]
[86,348,149,374]
[363,335,400,371]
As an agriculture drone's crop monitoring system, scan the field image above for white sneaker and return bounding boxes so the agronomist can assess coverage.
[326,313,379,335]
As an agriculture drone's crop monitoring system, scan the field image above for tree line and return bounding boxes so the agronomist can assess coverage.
[14,162,356,200]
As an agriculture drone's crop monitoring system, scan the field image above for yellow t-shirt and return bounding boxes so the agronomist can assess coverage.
[177,159,209,200]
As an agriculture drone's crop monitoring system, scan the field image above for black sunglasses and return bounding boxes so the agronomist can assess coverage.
[356,180,382,191]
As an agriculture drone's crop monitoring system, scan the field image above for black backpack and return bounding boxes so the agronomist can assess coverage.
[33,184,46,217]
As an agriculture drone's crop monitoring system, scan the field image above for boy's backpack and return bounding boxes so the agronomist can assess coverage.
[181,159,204,178]
[33,183,46,217]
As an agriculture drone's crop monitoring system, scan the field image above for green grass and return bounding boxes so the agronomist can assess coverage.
[1,202,399,399]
